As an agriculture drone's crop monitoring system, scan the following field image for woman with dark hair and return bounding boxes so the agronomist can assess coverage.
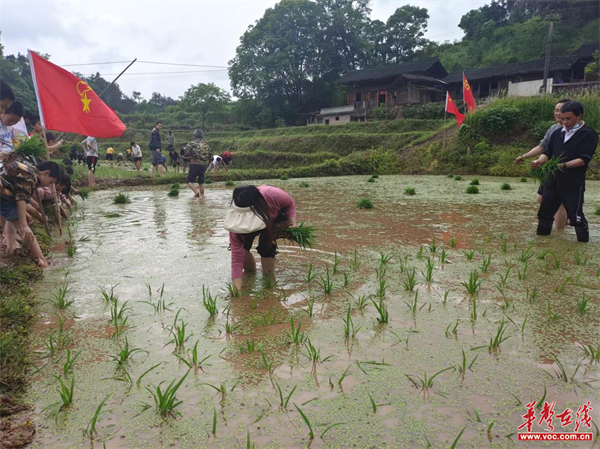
[225,185,297,290]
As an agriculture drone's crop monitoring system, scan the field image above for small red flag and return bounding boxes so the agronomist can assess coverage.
[28,50,126,138]
[445,92,465,127]
[463,73,477,113]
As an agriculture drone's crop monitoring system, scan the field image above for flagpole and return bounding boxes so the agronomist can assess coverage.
[444,92,448,150]
[98,59,137,99]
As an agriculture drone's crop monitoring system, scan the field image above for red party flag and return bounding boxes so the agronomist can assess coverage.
[445,91,465,127]
[463,73,477,113]
[28,50,126,138]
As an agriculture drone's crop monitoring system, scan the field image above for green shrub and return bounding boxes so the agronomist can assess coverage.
[168,189,179,197]
[225,180,235,187]
[469,179,480,186]
[171,184,180,190]
[280,175,289,180]
[474,141,490,153]
[466,186,479,194]
[371,174,379,179]
[500,183,511,190]
[357,198,374,209]
[367,177,376,183]
[405,187,416,196]
[520,177,528,183]
[595,206,600,216]
[299,181,310,188]
[205,178,213,184]
[114,193,131,204]
[454,175,462,181]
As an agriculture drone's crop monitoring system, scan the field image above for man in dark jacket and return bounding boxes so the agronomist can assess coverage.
[532,101,599,242]
[150,120,164,178]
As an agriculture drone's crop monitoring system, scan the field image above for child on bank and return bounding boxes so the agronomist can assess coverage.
[0,157,62,268]
[0,101,24,153]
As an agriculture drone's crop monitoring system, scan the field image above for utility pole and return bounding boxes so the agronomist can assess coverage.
[542,21,554,93]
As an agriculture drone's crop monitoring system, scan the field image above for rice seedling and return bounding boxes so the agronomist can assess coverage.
[547,251,562,269]
[550,354,582,383]
[66,238,76,257]
[342,304,361,340]
[355,294,369,310]
[445,319,459,338]
[304,263,317,283]
[110,299,131,324]
[244,339,255,355]
[463,249,475,260]
[576,294,590,315]
[175,341,211,374]
[338,365,352,387]
[113,193,131,204]
[574,250,589,266]
[406,367,454,398]
[225,282,240,298]
[356,198,374,209]
[454,175,462,181]
[275,381,297,410]
[526,286,538,302]
[375,277,387,299]
[205,178,213,184]
[263,273,277,289]
[299,181,310,188]
[318,267,334,294]
[450,237,457,248]
[78,188,90,200]
[498,266,512,289]
[15,134,47,159]
[518,246,535,263]
[62,349,81,376]
[405,187,416,196]
[262,304,278,326]
[140,283,172,312]
[100,285,119,303]
[517,261,528,281]
[481,255,492,273]
[222,307,239,335]
[282,223,316,249]
[462,270,481,296]
[168,188,179,197]
[44,315,73,355]
[403,269,417,291]
[112,316,128,339]
[225,180,236,187]
[145,370,190,418]
[470,298,478,322]
[110,337,148,367]
[350,248,359,270]
[457,348,478,373]
[416,246,424,259]
[43,375,75,419]
[442,290,449,305]
[202,286,218,317]
[451,426,467,449]
[466,185,479,194]
[372,298,389,324]
[287,317,306,344]
[294,404,314,440]
[555,276,572,293]
[469,179,480,186]
[422,257,435,283]
[405,291,419,315]
[367,176,376,183]
[530,155,563,185]
[342,271,349,287]
[49,283,73,310]
[260,349,275,375]
[500,183,512,190]
[332,251,339,274]
[304,338,334,369]
[581,344,600,363]
[547,302,561,322]
[488,321,510,352]
[440,248,448,264]
[596,206,600,216]
[305,296,316,317]
[83,395,110,439]
[520,177,528,182]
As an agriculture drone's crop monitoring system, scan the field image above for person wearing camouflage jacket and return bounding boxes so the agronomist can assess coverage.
[185,128,212,197]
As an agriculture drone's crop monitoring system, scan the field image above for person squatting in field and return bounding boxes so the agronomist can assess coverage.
[225,185,297,291]
[531,101,599,242]
[515,98,572,230]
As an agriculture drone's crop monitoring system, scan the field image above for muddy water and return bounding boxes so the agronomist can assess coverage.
[27,175,600,448]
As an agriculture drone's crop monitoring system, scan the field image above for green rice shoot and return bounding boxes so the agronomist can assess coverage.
[530,156,563,185]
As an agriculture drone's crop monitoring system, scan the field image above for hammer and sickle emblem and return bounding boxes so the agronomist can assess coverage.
[77,81,93,113]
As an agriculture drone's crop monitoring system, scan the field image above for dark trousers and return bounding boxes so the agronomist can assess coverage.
[537,184,588,241]
[243,212,287,258]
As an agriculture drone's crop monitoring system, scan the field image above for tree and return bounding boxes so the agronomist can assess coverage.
[132,91,143,103]
[386,5,430,63]
[180,82,230,129]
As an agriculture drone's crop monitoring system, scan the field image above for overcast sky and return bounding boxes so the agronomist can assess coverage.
[2,0,488,100]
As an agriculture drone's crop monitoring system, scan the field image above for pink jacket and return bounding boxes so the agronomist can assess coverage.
[230,185,296,279]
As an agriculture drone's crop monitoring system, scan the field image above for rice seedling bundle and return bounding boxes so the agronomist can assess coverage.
[530,156,563,185]
[14,135,46,160]
[275,222,316,249]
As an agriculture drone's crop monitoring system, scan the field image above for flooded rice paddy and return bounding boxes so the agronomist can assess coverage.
[27,175,600,448]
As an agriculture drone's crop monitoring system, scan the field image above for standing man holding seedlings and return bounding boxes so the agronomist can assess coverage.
[81,136,98,186]
[131,141,142,171]
[225,185,296,291]
[185,129,211,197]
[149,120,164,178]
[532,101,598,242]
[515,98,571,229]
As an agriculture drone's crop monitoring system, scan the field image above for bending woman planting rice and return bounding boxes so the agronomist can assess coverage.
[225,185,296,290]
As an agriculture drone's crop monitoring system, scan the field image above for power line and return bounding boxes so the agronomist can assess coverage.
[98,69,229,76]
[61,60,229,68]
